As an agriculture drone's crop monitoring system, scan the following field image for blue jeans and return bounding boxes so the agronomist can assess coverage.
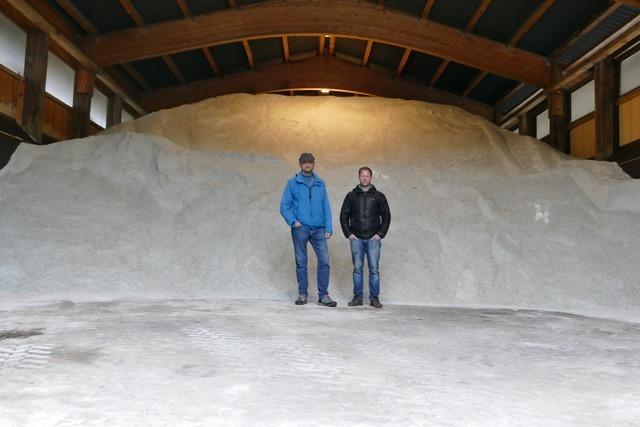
[291,226,330,297]
[350,238,381,299]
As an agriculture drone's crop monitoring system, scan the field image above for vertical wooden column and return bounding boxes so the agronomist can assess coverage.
[594,57,619,160]
[71,68,95,138]
[20,29,48,143]
[518,111,536,137]
[548,89,570,153]
[107,94,123,127]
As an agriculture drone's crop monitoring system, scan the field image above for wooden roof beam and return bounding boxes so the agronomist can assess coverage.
[328,35,336,56]
[162,55,186,85]
[463,70,488,97]
[82,0,551,87]
[202,47,222,77]
[430,0,491,86]
[53,0,98,35]
[242,39,255,69]
[282,36,290,62]
[362,39,373,66]
[142,55,496,121]
[175,0,191,17]
[116,0,145,27]
[228,0,237,8]
[508,0,555,46]
[395,48,411,79]
[2,0,145,114]
[616,0,640,8]
[120,63,151,92]
[420,0,436,20]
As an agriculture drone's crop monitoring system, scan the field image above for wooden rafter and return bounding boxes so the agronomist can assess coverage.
[616,0,640,8]
[161,55,186,85]
[242,39,255,69]
[430,0,491,86]
[282,36,290,62]
[328,35,336,56]
[202,47,222,77]
[228,0,237,8]
[116,0,145,27]
[362,39,373,66]
[142,55,496,120]
[508,0,555,46]
[318,35,325,55]
[175,0,190,17]
[463,71,487,97]
[495,82,525,107]
[420,0,436,20]
[53,0,98,35]
[121,63,151,91]
[551,3,624,59]
[395,48,411,79]
[82,0,551,87]
[465,0,492,32]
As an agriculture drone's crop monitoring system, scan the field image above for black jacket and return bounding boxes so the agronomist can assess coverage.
[340,185,391,239]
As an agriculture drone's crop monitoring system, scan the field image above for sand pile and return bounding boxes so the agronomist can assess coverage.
[1,94,639,318]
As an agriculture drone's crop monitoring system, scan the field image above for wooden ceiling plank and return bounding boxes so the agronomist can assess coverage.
[53,0,98,35]
[395,48,411,79]
[82,0,551,87]
[508,0,555,46]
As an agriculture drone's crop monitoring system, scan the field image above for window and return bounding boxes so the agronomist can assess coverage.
[620,50,640,96]
[0,13,27,76]
[45,52,75,107]
[570,81,595,122]
[536,109,549,140]
[90,88,108,128]
[122,110,133,123]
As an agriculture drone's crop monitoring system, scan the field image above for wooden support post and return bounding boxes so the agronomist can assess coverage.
[594,57,619,160]
[107,94,123,127]
[547,90,569,153]
[71,68,95,138]
[518,111,536,137]
[21,29,48,143]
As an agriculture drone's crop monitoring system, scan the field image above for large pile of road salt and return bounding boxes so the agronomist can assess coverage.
[1,94,639,318]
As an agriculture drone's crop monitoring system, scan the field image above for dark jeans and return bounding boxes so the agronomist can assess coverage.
[291,225,330,297]
[350,238,381,300]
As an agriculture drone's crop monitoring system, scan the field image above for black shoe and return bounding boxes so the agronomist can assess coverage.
[370,297,383,309]
[295,294,308,305]
[348,296,363,306]
[318,295,337,307]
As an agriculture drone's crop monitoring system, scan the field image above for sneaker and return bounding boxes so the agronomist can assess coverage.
[318,295,337,307]
[295,294,308,305]
[348,295,363,306]
[370,297,383,309]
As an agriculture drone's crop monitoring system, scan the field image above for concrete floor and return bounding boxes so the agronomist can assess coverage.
[1,298,639,426]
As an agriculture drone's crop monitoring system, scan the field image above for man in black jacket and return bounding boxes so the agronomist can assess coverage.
[339,167,391,308]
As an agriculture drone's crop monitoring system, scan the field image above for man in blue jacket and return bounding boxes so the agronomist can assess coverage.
[280,153,337,307]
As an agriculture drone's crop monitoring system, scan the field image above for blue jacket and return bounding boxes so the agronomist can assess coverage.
[280,172,333,232]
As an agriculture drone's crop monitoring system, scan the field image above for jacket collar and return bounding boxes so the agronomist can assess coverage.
[354,184,376,193]
[295,172,319,184]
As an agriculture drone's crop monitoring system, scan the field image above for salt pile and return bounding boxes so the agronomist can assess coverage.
[1,94,639,319]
